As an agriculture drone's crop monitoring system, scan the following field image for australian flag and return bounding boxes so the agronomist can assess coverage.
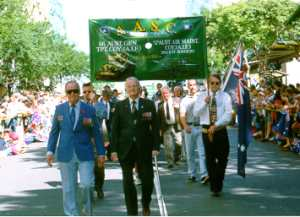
[222,43,252,177]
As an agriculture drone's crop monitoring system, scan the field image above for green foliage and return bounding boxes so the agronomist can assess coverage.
[0,0,89,90]
[201,0,300,71]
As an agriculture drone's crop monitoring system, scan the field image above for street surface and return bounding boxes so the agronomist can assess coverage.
[0,128,300,215]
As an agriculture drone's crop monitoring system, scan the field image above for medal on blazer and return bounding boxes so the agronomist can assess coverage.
[57,115,63,121]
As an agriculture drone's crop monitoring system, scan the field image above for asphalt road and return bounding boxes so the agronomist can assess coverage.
[0,127,300,216]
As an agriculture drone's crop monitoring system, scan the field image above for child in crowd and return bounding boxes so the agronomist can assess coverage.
[290,112,300,154]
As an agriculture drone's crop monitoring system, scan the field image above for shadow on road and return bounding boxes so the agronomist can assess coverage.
[1,129,300,215]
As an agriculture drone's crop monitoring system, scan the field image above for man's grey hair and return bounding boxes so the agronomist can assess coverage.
[65,80,80,90]
[161,86,170,92]
[125,76,140,87]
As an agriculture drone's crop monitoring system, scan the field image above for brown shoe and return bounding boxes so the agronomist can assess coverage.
[143,207,151,216]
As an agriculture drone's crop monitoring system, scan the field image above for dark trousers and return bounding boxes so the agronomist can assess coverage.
[94,163,104,191]
[202,127,229,193]
[119,145,154,216]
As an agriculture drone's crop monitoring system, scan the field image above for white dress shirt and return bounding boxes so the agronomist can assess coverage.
[164,98,176,125]
[103,101,110,120]
[180,92,199,124]
[193,90,232,127]
[129,97,139,112]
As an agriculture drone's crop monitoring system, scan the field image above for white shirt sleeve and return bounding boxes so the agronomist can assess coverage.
[179,98,187,116]
[215,92,232,127]
[193,92,208,118]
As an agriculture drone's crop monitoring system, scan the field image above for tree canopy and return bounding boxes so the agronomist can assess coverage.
[0,0,89,91]
[201,0,300,73]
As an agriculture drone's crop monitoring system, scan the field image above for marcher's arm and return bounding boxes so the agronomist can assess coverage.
[91,107,105,158]
[193,93,208,117]
[47,107,60,167]
[215,93,233,128]
[111,102,121,161]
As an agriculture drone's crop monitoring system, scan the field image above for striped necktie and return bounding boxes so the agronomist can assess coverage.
[131,100,137,114]
[209,93,217,124]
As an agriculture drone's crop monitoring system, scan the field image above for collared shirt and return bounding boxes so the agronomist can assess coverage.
[180,92,200,124]
[103,100,110,120]
[129,97,140,112]
[193,90,232,127]
[69,101,80,130]
[164,98,176,125]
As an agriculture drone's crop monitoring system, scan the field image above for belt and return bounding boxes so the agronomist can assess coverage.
[202,125,226,134]
[187,122,200,127]
[166,123,176,127]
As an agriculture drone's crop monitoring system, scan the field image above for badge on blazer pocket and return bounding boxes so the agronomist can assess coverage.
[142,112,152,121]
[83,117,93,127]
[57,115,63,121]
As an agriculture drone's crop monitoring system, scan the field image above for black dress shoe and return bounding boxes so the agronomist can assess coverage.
[143,207,151,216]
[211,191,221,197]
[97,189,104,199]
[187,176,197,183]
[167,164,174,169]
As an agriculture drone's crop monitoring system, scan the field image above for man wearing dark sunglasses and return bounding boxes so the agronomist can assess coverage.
[47,80,105,215]
[193,74,232,197]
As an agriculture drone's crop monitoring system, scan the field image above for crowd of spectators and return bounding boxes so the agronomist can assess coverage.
[0,91,63,158]
[0,86,126,159]
[250,79,300,154]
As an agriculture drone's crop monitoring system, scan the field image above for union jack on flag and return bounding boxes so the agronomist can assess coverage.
[222,44,245,104]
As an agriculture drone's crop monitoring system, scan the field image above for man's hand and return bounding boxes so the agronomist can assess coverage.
[97,155,105,168]
[185,126,192,134]
[208,125,217,142]
[208,124,217,135]
[152,150,160,157]
[47,154,54,167]
[111,152,119,161]
[205,96,211,104]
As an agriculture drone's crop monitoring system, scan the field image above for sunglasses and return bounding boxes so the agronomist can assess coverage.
[83,90,92,94]
[210,82,220,86]
[66,89,79,94]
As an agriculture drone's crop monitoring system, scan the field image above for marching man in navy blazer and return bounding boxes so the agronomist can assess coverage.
[47,80,105,216]
[111,77,160,216]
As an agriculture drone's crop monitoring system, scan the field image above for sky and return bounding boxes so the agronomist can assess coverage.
[61,0,300,54]
[62,0,189,54]
[61,0,242,54]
